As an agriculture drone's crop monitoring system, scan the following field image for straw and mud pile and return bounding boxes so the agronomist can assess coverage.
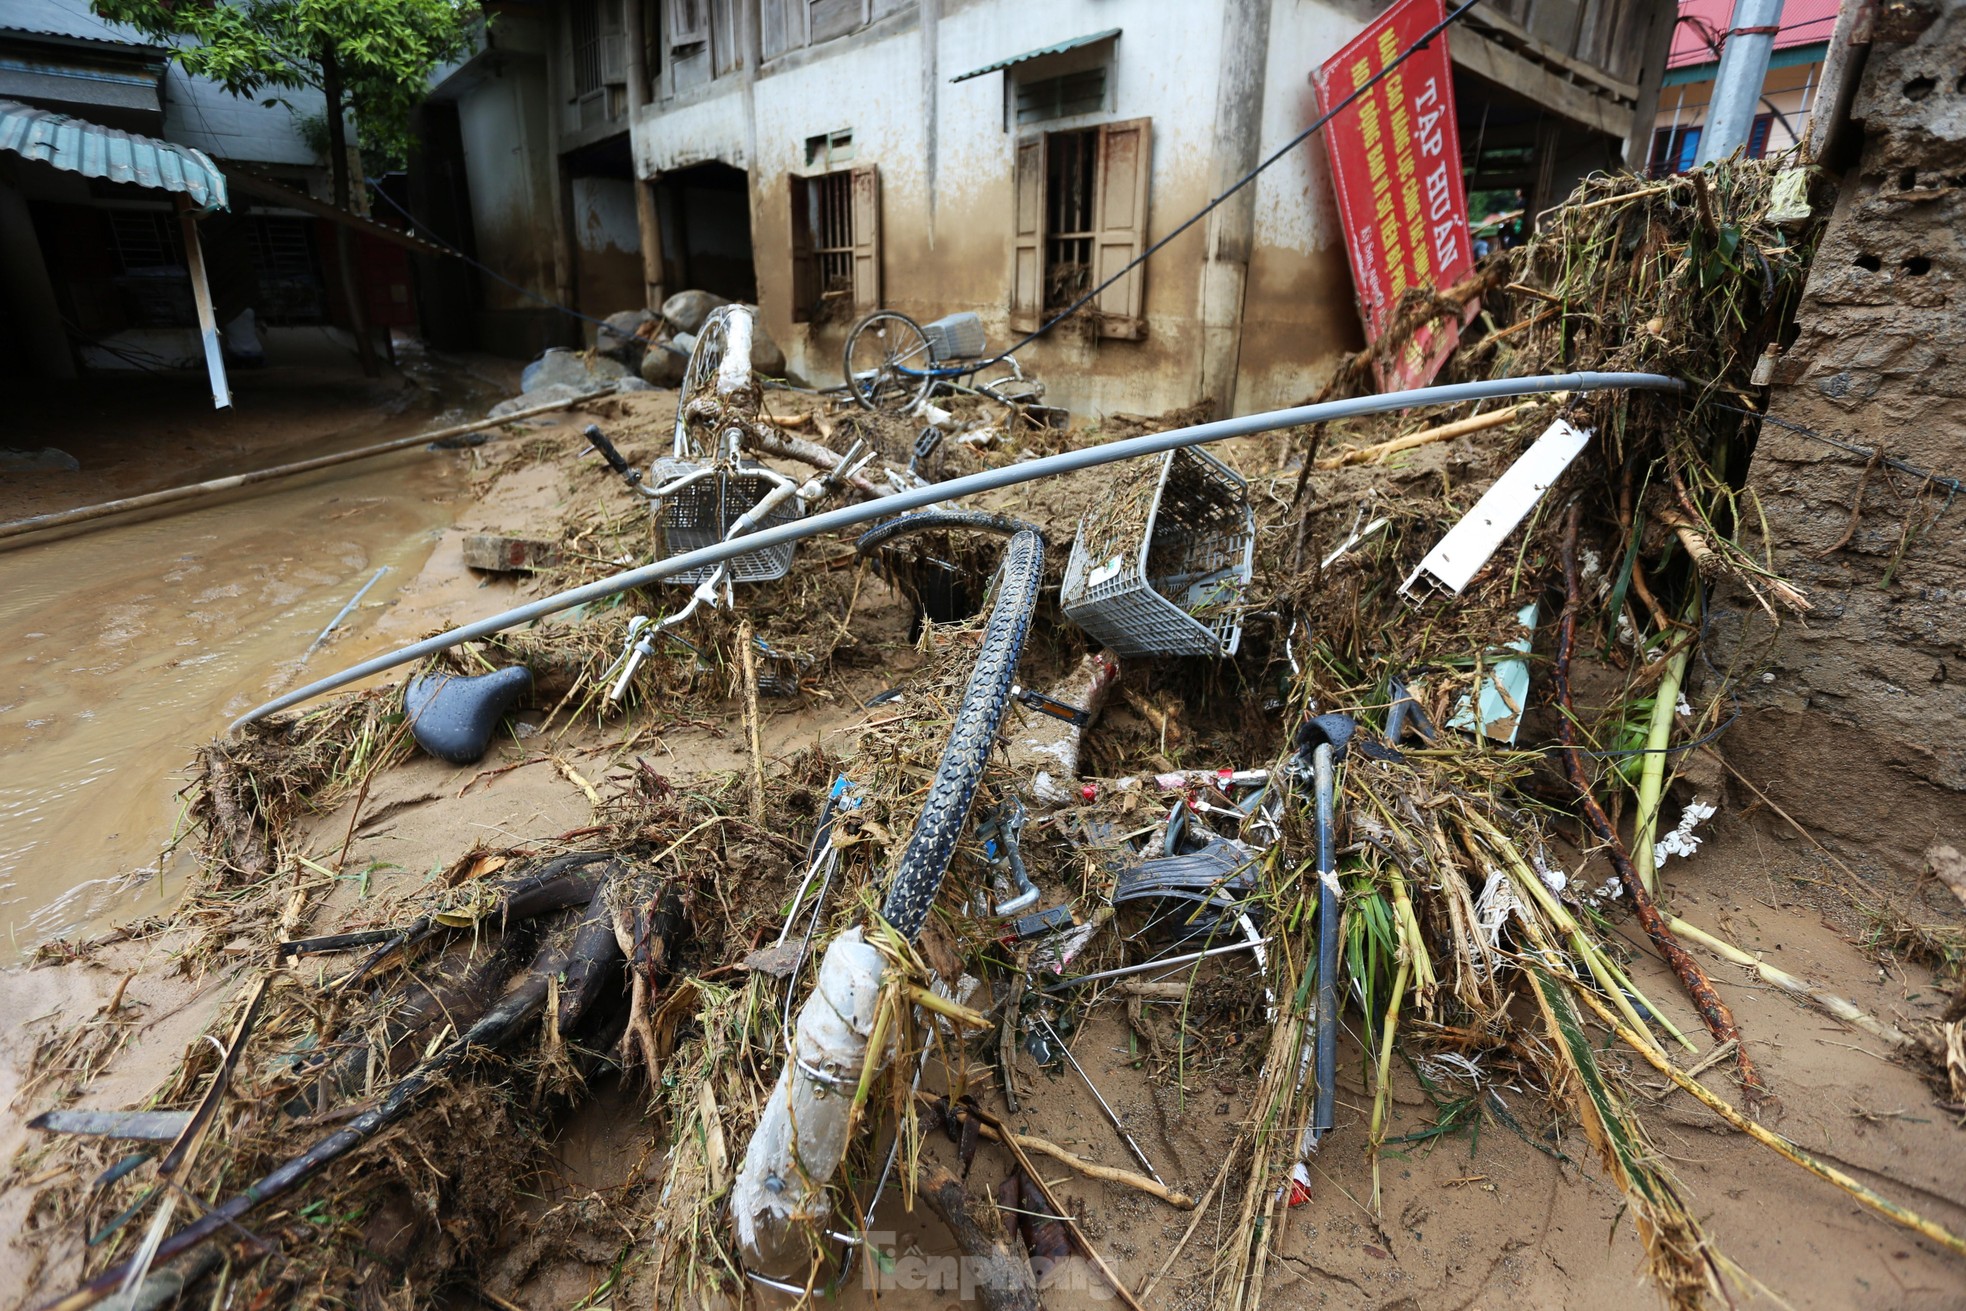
[7,160,1964,1311]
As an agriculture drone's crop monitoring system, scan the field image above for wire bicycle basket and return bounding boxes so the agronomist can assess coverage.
[1060,445,1255,657]
[650,305,804,584]
[648,458,803,584]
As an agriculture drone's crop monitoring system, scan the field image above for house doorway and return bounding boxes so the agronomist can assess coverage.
[653,161,755,303]
[562,133,645,322]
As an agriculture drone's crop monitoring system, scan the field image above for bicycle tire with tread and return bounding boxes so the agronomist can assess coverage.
[878,522,1045,940]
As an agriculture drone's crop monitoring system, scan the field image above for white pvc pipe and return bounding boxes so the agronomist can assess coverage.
[230,371,1684,732]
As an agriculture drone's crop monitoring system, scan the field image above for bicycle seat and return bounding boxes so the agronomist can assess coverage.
[403,666,532,765]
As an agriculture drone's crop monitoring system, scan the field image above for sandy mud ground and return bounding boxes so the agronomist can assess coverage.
[1,372,1960,1311]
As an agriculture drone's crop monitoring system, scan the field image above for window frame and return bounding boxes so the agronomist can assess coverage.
[790,161,880,325]
[1010,117,1151,341]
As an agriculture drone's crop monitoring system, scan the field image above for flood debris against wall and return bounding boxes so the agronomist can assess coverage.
[1711,4,1966,873]
[11,150,1966,1311]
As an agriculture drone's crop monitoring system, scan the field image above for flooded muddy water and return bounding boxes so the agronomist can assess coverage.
[0,370,499,950]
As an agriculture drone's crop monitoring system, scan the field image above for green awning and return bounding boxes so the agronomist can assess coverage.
[950,28,1120,83]
[0,96,226,209]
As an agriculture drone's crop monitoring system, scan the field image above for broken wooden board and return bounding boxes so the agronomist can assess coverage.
[461,534,564,573]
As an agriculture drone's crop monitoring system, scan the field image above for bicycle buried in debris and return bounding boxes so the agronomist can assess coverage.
[583,302,875,700]
[841,308,1050,419]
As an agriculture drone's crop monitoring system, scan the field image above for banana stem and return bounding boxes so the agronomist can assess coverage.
[1633,600,1699,896]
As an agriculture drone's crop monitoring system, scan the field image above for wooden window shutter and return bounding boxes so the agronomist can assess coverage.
[849,164,881,310]
[790,177,817,324]
[670,0,706,45]
[760,0,789,58]
[599,0,627,82]
[1010,136,1045,331]
[1092,117,1151,340]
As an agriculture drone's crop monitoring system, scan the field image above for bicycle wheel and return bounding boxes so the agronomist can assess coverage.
[871,516,1046,940]
[843,310,935,416]
[674,304,753,458]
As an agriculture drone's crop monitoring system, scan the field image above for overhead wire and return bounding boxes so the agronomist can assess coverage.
[974,0,1486,367]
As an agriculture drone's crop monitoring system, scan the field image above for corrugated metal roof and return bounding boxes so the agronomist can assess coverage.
[950,28,1121,83]
[0,95,226,207]
[1669,0,1839,70]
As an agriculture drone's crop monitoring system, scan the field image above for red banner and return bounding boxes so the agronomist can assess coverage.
[1313,0,1473,389]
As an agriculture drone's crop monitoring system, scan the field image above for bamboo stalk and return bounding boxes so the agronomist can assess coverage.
[1668,917,1931,1056]
[1461,809,1691,1051]
[1632,613,1697,897]
[1368,952,1412,1213]
[737,619,766,825]
[0,388,618,546]
[1554,504,1763,1098]
[1560,970,1966,1257]
[1314,399,1543,469]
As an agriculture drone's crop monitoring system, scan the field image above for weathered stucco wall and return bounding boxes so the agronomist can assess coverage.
[631,0,1375,418]
[1235,0,1376,413]
[1712,6,1966,874]
[452,50,567,354]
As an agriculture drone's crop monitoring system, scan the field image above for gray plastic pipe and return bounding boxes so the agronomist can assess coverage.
[230,371,1682,732]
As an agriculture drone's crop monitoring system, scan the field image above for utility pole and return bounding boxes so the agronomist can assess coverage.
[1695,0,1785,164]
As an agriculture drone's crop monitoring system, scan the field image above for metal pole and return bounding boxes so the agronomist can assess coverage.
[229,371,1686,732]
[1695,0,1785,165]
[1311,743,1339,1140]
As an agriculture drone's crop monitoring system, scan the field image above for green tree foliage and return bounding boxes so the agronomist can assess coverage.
[93,0,476,193]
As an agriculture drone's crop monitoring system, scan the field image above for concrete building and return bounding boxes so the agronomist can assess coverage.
[420,0,1681,416]
[0,0,438,385]
[1648,0,1839,174]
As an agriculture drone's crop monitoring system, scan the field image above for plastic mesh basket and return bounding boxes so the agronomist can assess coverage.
[921,311,987,361]
[1060,446,1254,657]
[653,459,803,584]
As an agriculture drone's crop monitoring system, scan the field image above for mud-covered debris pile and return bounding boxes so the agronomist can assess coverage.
[12,161,1965,1311]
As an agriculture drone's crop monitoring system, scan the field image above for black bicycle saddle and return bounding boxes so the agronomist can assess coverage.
[403,666,532,765]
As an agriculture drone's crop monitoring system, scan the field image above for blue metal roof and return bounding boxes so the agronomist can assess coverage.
[0,96,226,208]
[950,28,1121,83]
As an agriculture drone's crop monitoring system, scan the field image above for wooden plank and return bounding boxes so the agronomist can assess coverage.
[1464,6,1640,101]
[174,196,231,411]
[462,534,566,573]
[1451,33,1628,139]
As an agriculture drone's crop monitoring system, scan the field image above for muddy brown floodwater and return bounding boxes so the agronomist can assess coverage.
[0,359,505,951]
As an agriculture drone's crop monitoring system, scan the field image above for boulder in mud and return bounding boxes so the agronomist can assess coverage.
[521,347,630,394]
[641,340,688,388]
[488,382,589,418]
[661,289,730,335]
[597,309,655,368]
[0,447,80,472]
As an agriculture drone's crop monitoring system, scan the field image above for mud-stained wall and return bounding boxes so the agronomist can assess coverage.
[571,176,645,321]
[629,0,1368,418]
[736,0,1232,417]
[451,44,567,355]
[1712,8,1966,875]
[1235,0,1375,413]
